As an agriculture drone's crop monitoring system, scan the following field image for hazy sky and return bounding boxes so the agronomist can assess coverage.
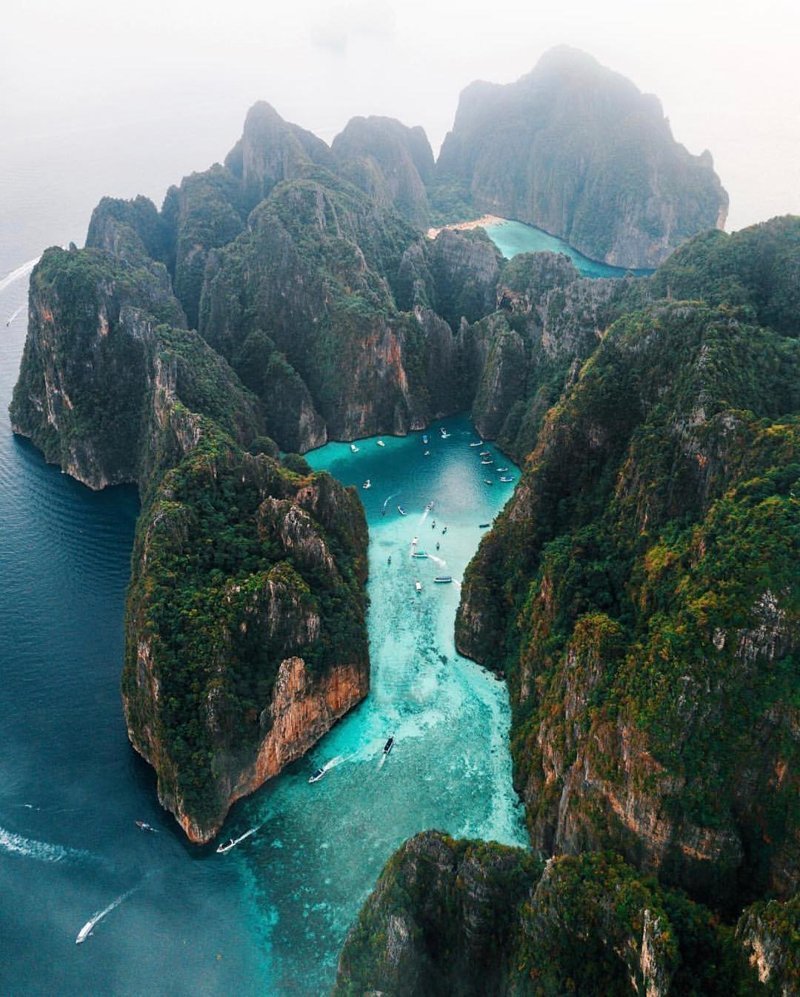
[2,0,799,238]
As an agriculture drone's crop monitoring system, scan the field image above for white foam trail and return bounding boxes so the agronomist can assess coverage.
[76,886,138,944]
[321,755,345,772]
[382,493,398,512]
[428,554,446,568]
[216,825,259,854]
[0,257,39,296]
[0,825,91,865]
[6,304,24,326]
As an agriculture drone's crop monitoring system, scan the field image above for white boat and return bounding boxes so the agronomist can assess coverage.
[484,479,493,485]
[481,459,494,465]
[397,506,407,516]
[422,434,429,444]
[440,429,451,438]
[500,476,514,483]
[216,827,257,854]
[469,441,483,447]
[377,440,385,447]
[496,466,509,472]
[362,479,371,489]
[480,451,491,457]
[350,443,359,453]
[135,820,157,833]
[426,501,435,511]
[308,767,325,783]
[415,579,422,593]
[423,450,430,456]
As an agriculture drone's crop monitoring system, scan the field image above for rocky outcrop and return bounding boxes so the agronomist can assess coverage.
[332,115,434,230]
[437,46,728,268]
[124,450,369,842]
[456,283,800,909]
[738,895,800,995]
[335,833,756,995]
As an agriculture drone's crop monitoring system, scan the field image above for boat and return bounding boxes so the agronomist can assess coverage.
[350,443,359,453]
[496,466,509,472]
[426,501,435,511]
[424,450,430,456]
[481,459,494,465]
[414,579,422,593]
[469,441,483,447]
[480,451,491,457]
[500,476,514,483]
[434,576,453,584]
[397,506,407,516]
[377,440,385,447]
[440,429,451,439]
[308,767,326,783]
[484,479,493,485]
[479,522,491,528]
[383,736,395,755]
[362,479,371,489]
[412,536,419,546]
[422,434,429,444]
[412,551,429,559]
[216,827,257,854]
[135,820,157,833]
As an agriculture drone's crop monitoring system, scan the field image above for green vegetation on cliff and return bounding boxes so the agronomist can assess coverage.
[456,218,800,914]
[335,832,757,995]
[437,46,728,269]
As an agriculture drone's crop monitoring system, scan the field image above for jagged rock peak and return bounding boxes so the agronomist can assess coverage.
[332,115,434,229]
[224,100,333,208]
[437,45,729,268]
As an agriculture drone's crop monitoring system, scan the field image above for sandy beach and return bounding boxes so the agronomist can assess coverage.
[426,214,507,239]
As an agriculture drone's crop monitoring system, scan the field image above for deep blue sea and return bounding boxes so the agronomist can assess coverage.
[485,218,650,277]
[0,198,526,989]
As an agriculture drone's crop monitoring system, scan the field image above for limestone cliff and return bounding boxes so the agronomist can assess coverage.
[11,242,370,842]
[123,446,368,842]
[335,832,756,995]
[437,46,728,268]
[332,115,434,230]
[456,240,800,909]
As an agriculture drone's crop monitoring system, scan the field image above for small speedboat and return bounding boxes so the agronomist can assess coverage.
[500,476,514,483]
[440,429,451,439]
[216,827,257,854]
[308,767,326,784]
[397,506,407,516]
[412,536,419,546]
[496,466,509,472]
[469,441,483,447]
[350,443,359,453]
[377,440,385,447]
[383,736,395,755]
[422,435,429,444]
[424,450,430,456]
[414,579,422,593]
[426,501,435,511]
[434,576,453,584]
[484,479,493,485]
[135,820,157,833]
[362,479,371,489]
[481,459,494,465]
[480,451,491,457]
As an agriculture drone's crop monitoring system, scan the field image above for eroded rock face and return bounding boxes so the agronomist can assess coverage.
[335,835,754,995]
[437,46,728,268]
[738,895,800,995]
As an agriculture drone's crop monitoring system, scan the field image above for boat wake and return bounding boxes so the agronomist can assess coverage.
[6,304,24,326]
[0,257,39,296]
[0,824,92,865]
[216,825,260,854]
[76,886,138,944]
[428,554,446,568]
[382,493,398,513]
[321,755,345,773]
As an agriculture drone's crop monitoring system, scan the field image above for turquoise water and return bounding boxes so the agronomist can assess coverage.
[0,244,526,994]
[485,218,650,278]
